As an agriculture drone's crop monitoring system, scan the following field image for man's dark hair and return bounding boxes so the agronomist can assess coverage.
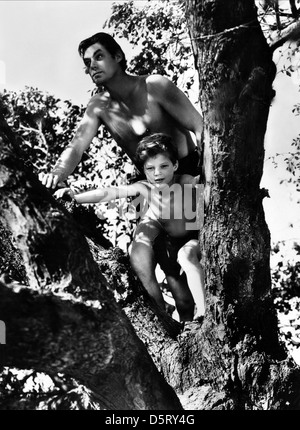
[78,32,127,71]
[136,133,178,170]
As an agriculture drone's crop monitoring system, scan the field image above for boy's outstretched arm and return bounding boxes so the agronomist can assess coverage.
[54,183,142,204]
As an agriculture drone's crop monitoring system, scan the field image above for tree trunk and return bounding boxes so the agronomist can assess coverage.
[181,0,300,409]
[0,116,183,411]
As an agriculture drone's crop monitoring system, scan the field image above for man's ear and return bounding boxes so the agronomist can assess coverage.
[115,50,123,64]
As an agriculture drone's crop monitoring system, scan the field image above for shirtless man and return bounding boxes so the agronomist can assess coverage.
[39,32,203,185]
[39,32,204,302]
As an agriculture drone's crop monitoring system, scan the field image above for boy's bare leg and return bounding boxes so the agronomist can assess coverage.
[177,240,206,318]
[130,240,166,310]
[165,274,195,322]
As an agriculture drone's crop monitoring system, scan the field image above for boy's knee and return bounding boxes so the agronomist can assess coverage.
[130,243,155,272]
[177,246,197,267]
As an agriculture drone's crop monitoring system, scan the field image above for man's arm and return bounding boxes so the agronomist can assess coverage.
[39,96,102,189]
[147,75,203,150]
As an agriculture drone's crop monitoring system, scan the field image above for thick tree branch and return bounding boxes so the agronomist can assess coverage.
[289,0,299,19]
[269,18,300,51]
[0,113,183,410]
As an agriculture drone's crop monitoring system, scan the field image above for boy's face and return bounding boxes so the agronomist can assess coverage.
[143,153,178,188]
[83,42,121,85]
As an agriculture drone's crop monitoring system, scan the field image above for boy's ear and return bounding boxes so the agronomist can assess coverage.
[173,161,179,171]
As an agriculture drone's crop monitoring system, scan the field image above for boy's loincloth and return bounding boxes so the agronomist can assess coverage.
[154,229,199,277]
[133,217,199,277]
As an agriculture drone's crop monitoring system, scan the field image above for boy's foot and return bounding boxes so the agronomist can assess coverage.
[193,304,205,321]
[181,315,204,332]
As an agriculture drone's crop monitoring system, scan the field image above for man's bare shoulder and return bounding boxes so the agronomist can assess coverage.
[145,74,172,89]
[145,74,176,98]
[145,74,170,86]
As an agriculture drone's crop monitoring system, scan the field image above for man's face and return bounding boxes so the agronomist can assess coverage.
[83,42,121,85]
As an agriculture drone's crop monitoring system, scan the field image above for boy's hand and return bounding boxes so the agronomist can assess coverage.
[53,187,75,202]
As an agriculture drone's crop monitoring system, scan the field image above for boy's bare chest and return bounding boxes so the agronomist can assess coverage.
[147,184,194,220]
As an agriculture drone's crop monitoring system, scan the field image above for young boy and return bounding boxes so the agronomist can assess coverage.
[55,133,205,322]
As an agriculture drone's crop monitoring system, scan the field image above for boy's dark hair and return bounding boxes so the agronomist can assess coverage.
[78,32,127,71]
[136,133,178,170]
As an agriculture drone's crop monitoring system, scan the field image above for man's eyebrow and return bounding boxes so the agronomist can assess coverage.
[83,49,103,61]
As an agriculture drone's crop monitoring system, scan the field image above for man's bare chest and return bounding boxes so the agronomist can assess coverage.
[100,96,163,139]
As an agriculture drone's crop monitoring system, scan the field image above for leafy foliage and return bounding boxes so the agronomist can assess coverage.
[1,87,82,173]
[1,87,135,248]
[272,113,300,195]
[104,0,197,96]
[256,0,300,41]
[255,2,300,335]
[0,367,98,410]
[272,243,300,309]
[271,242,300,350]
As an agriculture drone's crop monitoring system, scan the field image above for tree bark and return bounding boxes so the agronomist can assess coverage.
[182,0,300,409]
[0,116,183,411]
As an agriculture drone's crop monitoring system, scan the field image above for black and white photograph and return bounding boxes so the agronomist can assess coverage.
[0,0,300,414]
